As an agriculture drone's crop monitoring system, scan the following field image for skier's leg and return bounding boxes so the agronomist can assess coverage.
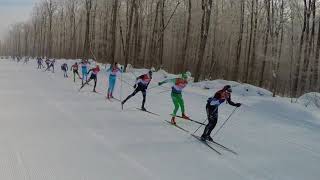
[171,93,180,116]
[141,90,147,109]
[122,88,139,104]
[81,72,85,85]
[76,71,81,79]
[109,76,116,96]
[207,117,218,136]
[177,94,185,115]
[202,107,218,138]
[93,77,97,92]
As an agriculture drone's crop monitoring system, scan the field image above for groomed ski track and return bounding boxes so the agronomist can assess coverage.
[0,59,320,180]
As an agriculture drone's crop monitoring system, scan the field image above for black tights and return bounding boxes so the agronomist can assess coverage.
[202,106,218,137]
[85,77,97,91]
[123,86,147,108]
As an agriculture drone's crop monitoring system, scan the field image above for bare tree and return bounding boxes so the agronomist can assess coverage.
[194,0,213,82]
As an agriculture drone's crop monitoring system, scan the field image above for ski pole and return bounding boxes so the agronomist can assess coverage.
[192,118,208,135]
[119,78,135,89]
[147,84,170,93]
[212,107,238,138]
[120,67,123,102]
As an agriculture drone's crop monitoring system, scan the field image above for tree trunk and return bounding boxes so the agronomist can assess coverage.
[181,0,192,72]
[110,0,119,63]
[194,0,213,82]
[314,13,320,91]
[248,0,258,84]
[124,0,135,71]
[259,0,271,87]
[83,0,92,58]
[233,0,245,81]
[293,0,307,97]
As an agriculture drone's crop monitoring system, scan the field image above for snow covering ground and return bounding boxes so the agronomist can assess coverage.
[0,58,319,180]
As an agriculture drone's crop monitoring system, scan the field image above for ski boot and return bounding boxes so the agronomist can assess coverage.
[200,135,213,142]
[200,135,207,141]
[171,117,176,125]
[141,107,147,111]
[182,113,190,120]
[207,136,213,142]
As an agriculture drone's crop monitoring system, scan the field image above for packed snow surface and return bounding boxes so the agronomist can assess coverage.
[0,59,319,180]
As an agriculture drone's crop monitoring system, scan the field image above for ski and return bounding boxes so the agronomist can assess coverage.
[174,115,206,126]
[191,134,222,155]
[207,140,238,155]
[79,84,86,91]
[112,97,121,102]
[93,91,102,95]
[106,97,113,102]
[136,108,160,116]
[165,120,189,133]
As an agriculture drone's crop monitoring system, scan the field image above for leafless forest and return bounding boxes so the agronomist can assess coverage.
[0,0,319,97]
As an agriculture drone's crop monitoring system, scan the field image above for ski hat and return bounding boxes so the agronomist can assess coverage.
[181,72,188,80]
[223,85,232,93]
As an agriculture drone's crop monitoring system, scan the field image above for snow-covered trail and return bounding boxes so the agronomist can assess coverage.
[0,59,319,180]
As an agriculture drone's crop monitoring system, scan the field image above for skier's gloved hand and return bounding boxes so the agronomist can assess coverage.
[236,103,242,107]
[133,84,137,88]
[158,82,164,86]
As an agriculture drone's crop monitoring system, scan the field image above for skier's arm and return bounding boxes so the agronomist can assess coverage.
[158,78,176,86]
[227,96,241,107]
[87,69,93,75]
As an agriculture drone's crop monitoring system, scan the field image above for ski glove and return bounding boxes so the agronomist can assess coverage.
[236,103,242,107]
[158,82,164,86]
[133,84,137,88]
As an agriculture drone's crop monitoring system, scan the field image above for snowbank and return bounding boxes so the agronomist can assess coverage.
[298,92,320,111]
[191,80,273,97]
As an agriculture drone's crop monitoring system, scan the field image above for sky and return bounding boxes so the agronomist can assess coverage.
[0,0,36,40]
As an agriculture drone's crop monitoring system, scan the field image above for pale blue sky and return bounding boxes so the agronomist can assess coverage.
[0,0,36,39]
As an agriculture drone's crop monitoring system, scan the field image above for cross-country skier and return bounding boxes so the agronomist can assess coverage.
[61,63,69,78]
[71,62,81,82]
[37,58,44,69]
[158,72,190,125]
[23,57,29,64]
[45,58,50,69]
[106,62,121,99]
[201,85,241,141]
[45,59,55,72]
[121,71,153,111]
[50,59,56,73]
[80,65,100,92]
[80,59,90,85]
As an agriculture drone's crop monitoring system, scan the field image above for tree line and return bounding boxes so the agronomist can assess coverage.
[0,0,319,97]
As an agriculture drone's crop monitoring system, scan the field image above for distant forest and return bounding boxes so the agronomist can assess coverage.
[0,0,319,97]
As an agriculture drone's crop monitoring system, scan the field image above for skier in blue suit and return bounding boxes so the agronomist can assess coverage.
[106,62,121,99]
